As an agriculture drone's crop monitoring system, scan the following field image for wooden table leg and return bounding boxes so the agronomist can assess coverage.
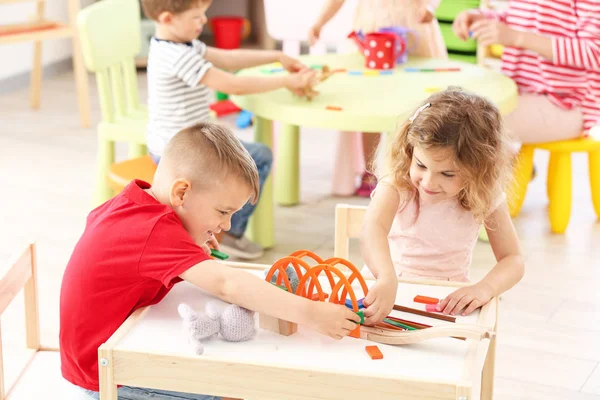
[98,347,117,400]
[275,123,300,206]
[247,116,275,248]
[481,299,498,400]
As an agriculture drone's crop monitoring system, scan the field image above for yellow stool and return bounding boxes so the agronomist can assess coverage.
[509,137,600,233]
[107,155,156,194]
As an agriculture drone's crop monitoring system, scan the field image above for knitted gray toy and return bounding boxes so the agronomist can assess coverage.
[265,264,300,293]
[178,301,256,355]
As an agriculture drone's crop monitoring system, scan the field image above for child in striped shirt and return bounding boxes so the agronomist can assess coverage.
[142,0,316,260]
[453,0,600,143]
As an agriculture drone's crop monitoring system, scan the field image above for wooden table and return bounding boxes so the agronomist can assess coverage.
[98,265,499,400]
[232,53,518,248]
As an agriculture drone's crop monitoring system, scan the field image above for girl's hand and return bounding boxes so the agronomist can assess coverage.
[362,274,398,325]
[437,283,494,316]
[308,25,322,46]
[417,5,435,24]
[470,19,521,47]
[452,9,486,41]
[279,53,308,73]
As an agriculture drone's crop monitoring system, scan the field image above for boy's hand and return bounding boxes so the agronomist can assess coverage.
[437,283,494,316]
[452,9,486,41]
[200,234,220,256]
[306,301,361,340]
[279,53,308,73]
[285,68,318,96]
[308,25,322,46]
[362,274,398,325]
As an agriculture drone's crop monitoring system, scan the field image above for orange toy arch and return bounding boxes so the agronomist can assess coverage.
[289,250,324,265]
[264,256,312,293]
[324,257,369,305]
[297,264,360,311]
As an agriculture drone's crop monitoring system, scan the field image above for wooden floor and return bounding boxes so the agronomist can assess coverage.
[1,70,599,399]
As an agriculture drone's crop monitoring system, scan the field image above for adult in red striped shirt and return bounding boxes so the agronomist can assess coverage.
[453,1,600,143]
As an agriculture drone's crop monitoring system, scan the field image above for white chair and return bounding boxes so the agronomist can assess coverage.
[263,0,364,196]
[334,203,367,259]
[0,243,89,400]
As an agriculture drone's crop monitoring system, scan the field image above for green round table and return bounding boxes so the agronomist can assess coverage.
[232,53,518,248]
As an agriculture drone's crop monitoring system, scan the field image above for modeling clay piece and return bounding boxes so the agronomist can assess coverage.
[365,345,383,360]
[325,105,342,111]
[425,304,439,312]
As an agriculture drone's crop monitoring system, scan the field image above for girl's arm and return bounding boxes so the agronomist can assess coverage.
[480,201,525,296]
[308,0,345,44]
[360,183,401,280]
[360,183,403,324]
[472,2,600,69]
[438,200,524,316]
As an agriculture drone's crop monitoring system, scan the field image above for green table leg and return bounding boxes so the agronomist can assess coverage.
[247,116,275,249]
[275,123,300,206]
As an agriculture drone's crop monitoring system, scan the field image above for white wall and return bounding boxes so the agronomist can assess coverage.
[0,0,95,81]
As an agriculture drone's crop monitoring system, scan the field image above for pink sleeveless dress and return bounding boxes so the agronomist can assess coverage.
[352,0,448,58]
[373,181,505,282]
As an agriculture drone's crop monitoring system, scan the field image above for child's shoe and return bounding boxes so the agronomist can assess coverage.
[356,171,377,197]
[219,233,264,260]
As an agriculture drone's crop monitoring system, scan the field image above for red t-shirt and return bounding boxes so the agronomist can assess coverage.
[59,180,209,391]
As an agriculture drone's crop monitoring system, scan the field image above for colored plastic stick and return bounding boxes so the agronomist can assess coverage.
[210,248,229,260]
[393,304,456,322]
[414,295,439,305]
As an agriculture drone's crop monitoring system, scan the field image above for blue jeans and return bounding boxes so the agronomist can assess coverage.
[82,386,220,400]
[151,140,272,238]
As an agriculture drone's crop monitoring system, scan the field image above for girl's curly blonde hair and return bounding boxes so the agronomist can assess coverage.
[379,87,514,222]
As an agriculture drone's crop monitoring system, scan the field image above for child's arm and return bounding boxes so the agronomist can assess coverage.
[469,19,553,60]
[180,260,361,339]
[200,66,316,96]
[205,48,306,73]
[308,0,345,45]
[360,183,402,325]
[452,8,505,41]
[438,202,525,316]
[472,4,600,70]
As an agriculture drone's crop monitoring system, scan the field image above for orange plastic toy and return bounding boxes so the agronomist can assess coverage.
[414,295,439,305]
[262,250,369,338]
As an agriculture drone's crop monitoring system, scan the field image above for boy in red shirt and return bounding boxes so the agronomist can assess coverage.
[60,122,360,400]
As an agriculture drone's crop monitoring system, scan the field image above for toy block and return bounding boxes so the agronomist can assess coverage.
[310,292,329,301]
[209,100,241,117]
[344,298,365,309]
[210,248,229,260]
[365,345,383,360]
[259,314,297,336]
[414,295,439,305]
[425,304,439,312]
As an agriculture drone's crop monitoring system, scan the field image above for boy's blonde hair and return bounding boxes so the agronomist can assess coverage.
[141,0,209,21]
[382,87,513,222]
[161,122,260,204]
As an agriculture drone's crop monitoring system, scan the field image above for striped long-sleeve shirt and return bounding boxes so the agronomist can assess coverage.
[487,0,600,132]
[146,38,213,157]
